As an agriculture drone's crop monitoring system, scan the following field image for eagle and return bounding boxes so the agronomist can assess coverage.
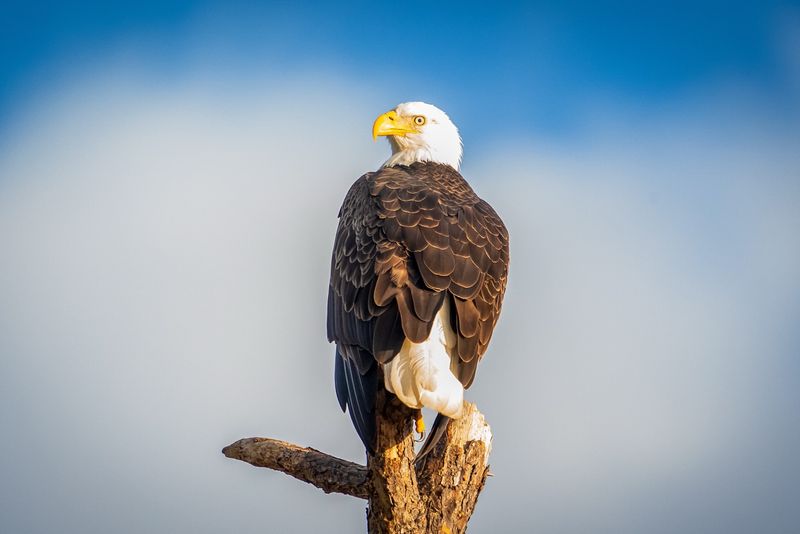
[327,102,509,456]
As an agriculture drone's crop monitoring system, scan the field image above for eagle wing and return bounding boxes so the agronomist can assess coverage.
[327,163,509,451]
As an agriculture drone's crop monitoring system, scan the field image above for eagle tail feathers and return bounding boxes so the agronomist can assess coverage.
[415,413,450,462]
[337,348,377,454]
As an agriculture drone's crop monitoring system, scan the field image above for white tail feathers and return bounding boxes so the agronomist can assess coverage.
[383,300,464,419]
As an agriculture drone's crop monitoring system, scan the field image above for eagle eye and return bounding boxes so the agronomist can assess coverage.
[413,115,426,126]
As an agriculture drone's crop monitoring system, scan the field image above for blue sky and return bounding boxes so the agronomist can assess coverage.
[3,1,799,138]
[1,2,799,534]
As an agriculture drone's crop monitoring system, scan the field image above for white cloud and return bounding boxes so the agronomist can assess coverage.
[0,65,798,533]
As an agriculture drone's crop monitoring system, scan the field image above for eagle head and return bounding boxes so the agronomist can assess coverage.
[373,102,463,170]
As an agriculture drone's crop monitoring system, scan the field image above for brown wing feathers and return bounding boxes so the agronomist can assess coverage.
[327,162,509,451]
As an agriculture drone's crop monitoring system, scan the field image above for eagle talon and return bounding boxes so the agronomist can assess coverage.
[415,412,426,435]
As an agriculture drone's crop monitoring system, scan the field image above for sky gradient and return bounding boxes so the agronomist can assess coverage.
[3,1,800,141]
[1,2,799,533]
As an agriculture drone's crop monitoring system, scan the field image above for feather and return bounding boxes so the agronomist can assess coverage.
[456,332,480,362]
[422,246,456,277]
[334,350,347,412]
[395,291,431,343]
[372,306,405,363]
[407,283,445,322]
[453,297,480,338]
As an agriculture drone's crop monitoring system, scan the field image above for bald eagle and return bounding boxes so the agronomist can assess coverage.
[327,102,509,456]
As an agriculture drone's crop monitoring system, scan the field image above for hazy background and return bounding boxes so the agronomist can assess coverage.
[1,2,799,533]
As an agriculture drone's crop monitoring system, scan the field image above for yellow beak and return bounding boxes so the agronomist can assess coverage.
[372,110,418,140]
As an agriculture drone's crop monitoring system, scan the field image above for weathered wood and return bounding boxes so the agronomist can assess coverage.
[417,407,492,534]
[222,438,370,499]
[223,399,492,533]
[367,387,426,533]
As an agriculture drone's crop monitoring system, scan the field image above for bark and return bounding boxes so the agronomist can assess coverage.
[223,397,492,533]
[222,438,370,499]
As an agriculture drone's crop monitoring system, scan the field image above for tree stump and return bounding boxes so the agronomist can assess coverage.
[223,393,492,533]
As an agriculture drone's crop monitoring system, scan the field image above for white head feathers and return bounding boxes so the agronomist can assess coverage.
[374,102,463,170]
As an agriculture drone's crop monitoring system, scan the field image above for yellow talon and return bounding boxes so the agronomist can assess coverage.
[415,413,425,434]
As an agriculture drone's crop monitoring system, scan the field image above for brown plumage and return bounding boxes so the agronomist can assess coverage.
[327,161,509,452]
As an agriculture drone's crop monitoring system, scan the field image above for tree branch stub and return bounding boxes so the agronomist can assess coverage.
[222,437,370,499]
